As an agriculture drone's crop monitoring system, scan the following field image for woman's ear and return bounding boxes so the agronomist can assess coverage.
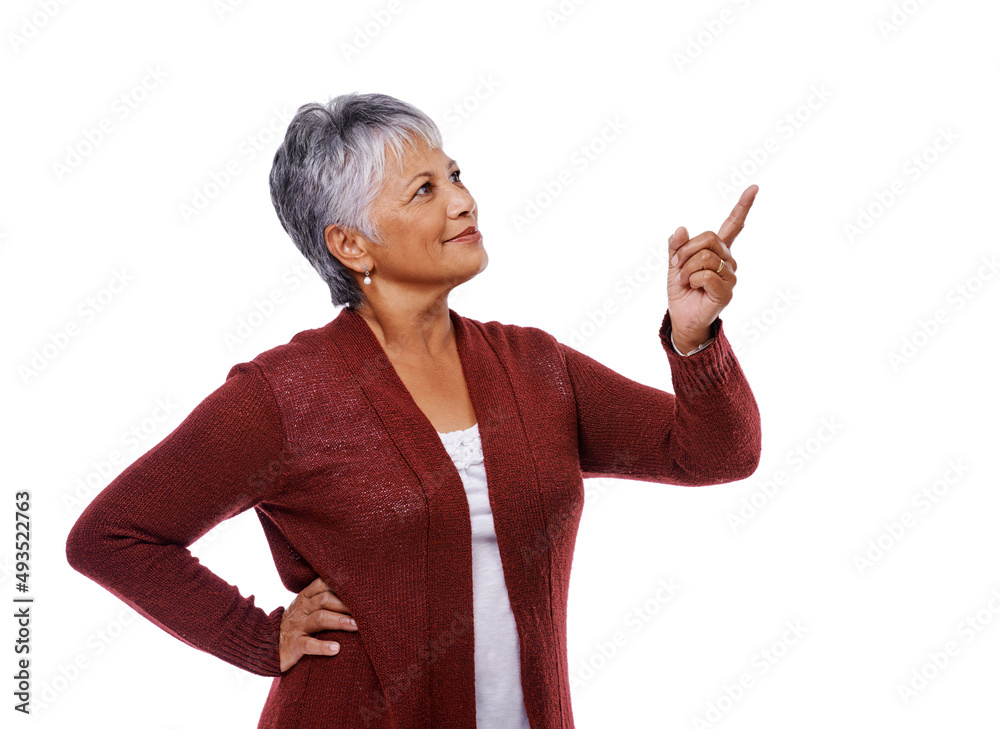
[324,223,366,268]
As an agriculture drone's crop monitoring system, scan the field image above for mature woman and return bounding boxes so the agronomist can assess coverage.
[66,92,761,728]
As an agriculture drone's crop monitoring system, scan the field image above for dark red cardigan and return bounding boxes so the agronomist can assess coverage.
[65,306,761,728]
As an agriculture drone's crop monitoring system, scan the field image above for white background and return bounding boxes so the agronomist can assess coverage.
[3,0,999,726]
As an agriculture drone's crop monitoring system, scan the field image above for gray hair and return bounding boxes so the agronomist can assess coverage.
[268,92,443,308]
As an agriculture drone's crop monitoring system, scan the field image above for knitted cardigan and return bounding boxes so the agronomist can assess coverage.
[65,305,761,728]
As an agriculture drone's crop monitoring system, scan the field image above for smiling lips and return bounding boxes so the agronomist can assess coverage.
[445,225,480,242]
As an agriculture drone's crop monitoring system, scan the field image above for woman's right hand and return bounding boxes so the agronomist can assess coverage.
[279,576,359,672]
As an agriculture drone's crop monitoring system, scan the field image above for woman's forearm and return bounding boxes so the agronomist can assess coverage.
[65,361,290,676]
[560,310,761,485]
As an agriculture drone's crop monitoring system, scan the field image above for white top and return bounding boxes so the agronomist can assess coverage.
[436,423,531,729]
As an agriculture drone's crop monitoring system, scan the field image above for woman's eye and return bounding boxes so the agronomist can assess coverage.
[415,170,462,197]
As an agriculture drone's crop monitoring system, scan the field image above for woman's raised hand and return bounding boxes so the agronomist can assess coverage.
[666,185,759,352]
[279,576,358,672]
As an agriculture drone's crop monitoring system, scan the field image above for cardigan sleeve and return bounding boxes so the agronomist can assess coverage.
[557,309,761,485]
[65,361,288,677]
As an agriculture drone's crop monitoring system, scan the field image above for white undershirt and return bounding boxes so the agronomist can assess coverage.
[436,423,531,729]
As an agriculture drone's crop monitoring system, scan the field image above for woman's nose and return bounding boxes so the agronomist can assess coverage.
[447,183,476,218]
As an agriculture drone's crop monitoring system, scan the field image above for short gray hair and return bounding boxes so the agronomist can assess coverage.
[269,92,443,308]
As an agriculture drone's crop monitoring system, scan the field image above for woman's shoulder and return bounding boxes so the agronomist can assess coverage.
[223,315,350,398]
[453,309,561,352]
[255,322,338,367]
[451,309,575,373]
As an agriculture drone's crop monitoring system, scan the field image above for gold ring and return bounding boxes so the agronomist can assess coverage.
[715,258,725,274]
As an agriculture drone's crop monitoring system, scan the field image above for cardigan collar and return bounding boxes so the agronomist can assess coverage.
[321,305,546,726]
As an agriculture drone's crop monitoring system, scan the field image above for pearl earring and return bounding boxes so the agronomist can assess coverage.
[363,264,371,285]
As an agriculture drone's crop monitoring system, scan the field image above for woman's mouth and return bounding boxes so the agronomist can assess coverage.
[444,226,482,243]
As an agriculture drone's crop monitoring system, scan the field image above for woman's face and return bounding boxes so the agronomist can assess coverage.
[363,136,487,294]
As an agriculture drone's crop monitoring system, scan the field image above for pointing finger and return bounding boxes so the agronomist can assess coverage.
[718,185,758,247]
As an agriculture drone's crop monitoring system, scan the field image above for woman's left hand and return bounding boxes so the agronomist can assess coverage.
[667,185,759,352]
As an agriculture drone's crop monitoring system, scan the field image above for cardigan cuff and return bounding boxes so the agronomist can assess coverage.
[659,310,739,396]
[208,603,286,677]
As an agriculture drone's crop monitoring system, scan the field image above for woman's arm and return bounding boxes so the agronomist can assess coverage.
[65,361,289,676]
[558,309,761,485]
[557,184,763,484]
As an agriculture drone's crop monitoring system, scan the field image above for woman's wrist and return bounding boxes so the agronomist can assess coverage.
[672,326,713,355]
